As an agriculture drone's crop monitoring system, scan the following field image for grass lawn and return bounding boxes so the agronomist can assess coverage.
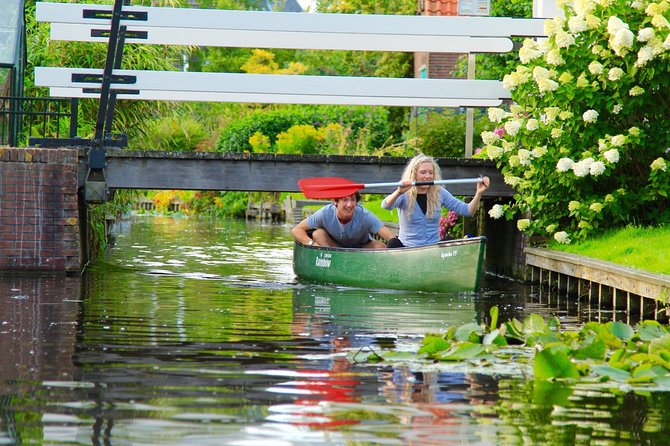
[548,225,670,275]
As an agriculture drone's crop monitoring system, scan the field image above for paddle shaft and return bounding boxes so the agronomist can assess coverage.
[362,178,482,189]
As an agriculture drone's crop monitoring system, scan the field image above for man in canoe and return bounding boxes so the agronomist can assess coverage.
[382,154,490,248]
[291,191,396,248]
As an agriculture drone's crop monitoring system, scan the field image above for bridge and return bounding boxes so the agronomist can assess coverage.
[85,151,513,197]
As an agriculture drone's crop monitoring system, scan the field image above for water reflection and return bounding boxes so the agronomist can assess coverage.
[1,215,669,445]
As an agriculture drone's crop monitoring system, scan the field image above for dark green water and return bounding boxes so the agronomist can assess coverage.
[1,215,669,445]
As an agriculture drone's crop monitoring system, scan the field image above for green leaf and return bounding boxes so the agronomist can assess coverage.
[638,321,667,341]
[607,321,634,341]
[534,348,580,380]
[524,314,549,335]
[418,337,450,355]
[489,306,499,332]
[437,342,486,361]
[649,333,670,355]
[483,329,508,346]
[572,337,606,361]
[591,364,632,382]
[454,323,484,343]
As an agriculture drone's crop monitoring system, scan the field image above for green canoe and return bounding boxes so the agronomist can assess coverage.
[293,236,486,293]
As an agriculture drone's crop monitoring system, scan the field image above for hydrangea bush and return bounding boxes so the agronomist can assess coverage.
[482,0,670,243]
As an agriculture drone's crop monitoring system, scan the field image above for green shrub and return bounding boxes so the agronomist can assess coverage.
[133,116,206,152]
[217,105,390,153]
[418,110,493,158]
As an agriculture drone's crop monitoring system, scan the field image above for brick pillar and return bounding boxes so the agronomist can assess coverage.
[0,147,82,273]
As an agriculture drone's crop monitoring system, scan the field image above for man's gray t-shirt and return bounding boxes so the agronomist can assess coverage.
[306,204,384,247]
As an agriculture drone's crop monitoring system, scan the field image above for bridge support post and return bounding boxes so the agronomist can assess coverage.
[0,147,83,273]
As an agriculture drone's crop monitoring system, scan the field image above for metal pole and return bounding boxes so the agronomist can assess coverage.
[464,53,475,157]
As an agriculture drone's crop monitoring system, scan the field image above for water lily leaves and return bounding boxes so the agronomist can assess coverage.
[637,320,668,341]
[648,333,670,356]
[534,348,580,380]
[572,337,607,361]
[454,322,484,343]
[591,364,632,382]
[418,335,449,355]
[436,342,486,361]
[607,321,635,341]
[483,328,508,346]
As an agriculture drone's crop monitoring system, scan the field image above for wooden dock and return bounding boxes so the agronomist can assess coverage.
[525,247,670,322]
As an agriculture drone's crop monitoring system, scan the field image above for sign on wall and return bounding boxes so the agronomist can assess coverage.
[458,0,491,16]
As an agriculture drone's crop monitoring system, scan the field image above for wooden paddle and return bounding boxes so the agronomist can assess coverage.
[299,176,482,199]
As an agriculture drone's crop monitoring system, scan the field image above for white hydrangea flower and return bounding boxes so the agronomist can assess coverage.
[585,14,601,29]
[532,146,547,157]
[488,204,504,219]
[519,39,544,63]
[613,104,623,114]
[555,30,576,48]
[546,49,565,66]
[582,109,599,123]
[588,61,603,75]
[554,231,571,244]
[537,78,559,93]
[607,16,627,35]
[488,108,508,123]
[504,175,521,187]
[481,131,500,145]
[653,14,670,30]
[557,157,574,172]
[636,45,657,67]
[604,149,620,163]
[629,86,645,96]
[526,119,539,131]
[545,224,557,233]
[608,67,624,81]
[651,157,667,171]
[572,158,593,177]
[612,28,635,55]
[517,219,531,231]
[504,120,522,136]
[590,202,603,212]
[590,161,606,176]
[568,200,581,211]
[518,149,533,166]
[610,135,625,146]
[486,145,504,160]
[568,16,589,33]
[638,27,655,42]
[664,34,670,50]
[551,128,563,138]
[544,17,564,36]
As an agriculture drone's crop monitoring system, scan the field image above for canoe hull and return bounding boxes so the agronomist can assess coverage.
[293,237,486,293]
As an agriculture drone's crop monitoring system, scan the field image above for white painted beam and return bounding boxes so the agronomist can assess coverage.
[35,67,510,100]
[49,23,514,53]
[47,87,503,107]
[36,2,547,39]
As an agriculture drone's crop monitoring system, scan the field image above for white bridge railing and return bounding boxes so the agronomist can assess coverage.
[35,2,547,108]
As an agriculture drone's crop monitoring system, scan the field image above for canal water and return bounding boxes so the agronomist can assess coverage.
[2,215,670,445]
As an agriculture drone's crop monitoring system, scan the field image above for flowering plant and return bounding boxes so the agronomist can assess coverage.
[439,210,460,239]
[483,0,670,243]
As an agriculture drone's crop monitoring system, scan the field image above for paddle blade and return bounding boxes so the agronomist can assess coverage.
[298,177,365,199]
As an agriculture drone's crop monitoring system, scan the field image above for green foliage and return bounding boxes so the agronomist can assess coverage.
[358,306,670,389]
[217,105,390,153]
[133,116,207,151]
[417,110,493,158]
[548,225,670,275]
[483,0,670,243]
[24,0,188,142]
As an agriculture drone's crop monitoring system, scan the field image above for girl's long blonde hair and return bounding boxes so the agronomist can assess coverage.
[402,154,442,218]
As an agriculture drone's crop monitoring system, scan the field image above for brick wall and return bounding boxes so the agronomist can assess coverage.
[416,0,465,79]
[0,147,81,272]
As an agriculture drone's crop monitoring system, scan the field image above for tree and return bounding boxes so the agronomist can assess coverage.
[484,0,670,243]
